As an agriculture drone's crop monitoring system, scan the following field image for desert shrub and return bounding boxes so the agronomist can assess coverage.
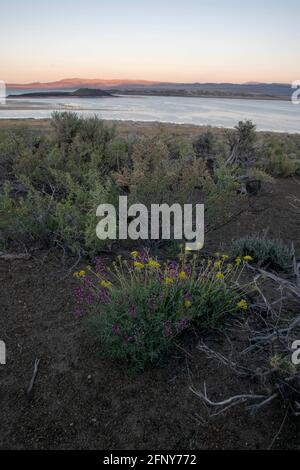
[0,113,124,254]
[73,251,248,371]
[232,236,292,269]
[0,169,118,254]
[51,111,81,146]
[51,112,116,148]
[225,120,257,167]
[203,159,240,227]
[193,131,215,159]
[266,146,300,177]
[245,167,275,184]
[0,114,242,254]
[115,139,240,237]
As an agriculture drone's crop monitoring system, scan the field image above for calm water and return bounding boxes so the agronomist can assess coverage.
[1,94,300,133]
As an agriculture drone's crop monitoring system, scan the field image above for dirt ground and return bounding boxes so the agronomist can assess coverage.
[0,178,300,450]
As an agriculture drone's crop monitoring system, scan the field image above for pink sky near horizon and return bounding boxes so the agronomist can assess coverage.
[1,0,299,85]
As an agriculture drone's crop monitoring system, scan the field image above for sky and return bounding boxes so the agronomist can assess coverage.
[0,0,300,84]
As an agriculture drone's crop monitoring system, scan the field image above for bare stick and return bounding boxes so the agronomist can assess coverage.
[197,342,254,376]
[27,358,40,397]
[190,382,267,412]
[0,252,31,260]
[268,408,289,450]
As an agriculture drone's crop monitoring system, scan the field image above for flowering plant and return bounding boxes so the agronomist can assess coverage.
[73,250,250,371]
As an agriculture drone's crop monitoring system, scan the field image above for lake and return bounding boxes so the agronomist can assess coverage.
[1,94,300,133]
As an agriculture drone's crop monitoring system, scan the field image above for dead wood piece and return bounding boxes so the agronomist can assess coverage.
[27,358,40,397]
[0,251,31,261]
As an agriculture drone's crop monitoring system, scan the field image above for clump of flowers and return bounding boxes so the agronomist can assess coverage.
[73,270,86,279]
[73,249,248,372]
[237,299,248,310]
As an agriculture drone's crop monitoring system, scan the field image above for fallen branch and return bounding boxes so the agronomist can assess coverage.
[0,251,31,261]
[190,382,268,416]
[27,358,40,397]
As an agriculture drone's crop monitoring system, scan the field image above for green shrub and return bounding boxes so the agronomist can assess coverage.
[193,131,215,158]
[116,139,239,234]
[204,159,240,226]
[265,145,300,177]
[232,236,292,269]
[73,251,247,372]
[0,114,242,254]
[225,120,257,167]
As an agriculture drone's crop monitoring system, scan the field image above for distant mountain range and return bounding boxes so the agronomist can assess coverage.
[7,78,293,100]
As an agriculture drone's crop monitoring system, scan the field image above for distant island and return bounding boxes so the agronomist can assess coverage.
[8,88,113,98]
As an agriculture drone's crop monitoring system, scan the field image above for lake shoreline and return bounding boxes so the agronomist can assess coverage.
[1,94,299,133]
[0,117,298,136]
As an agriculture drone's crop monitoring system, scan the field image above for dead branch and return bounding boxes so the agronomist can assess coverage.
[190,382,268,416]
[0,251,31,260]
[27,358,40,397]
[197,341,254,377]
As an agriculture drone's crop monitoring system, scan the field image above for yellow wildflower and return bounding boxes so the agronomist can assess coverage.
[214,260,222,269]
[184,299,192,308]
[269,353,282,369]
[222,254,229,260]
[73,270,86,278]
[131,251,139,258]
[237,299,248,310]
[226,263,233,271]
[235,256,241,264]
[215,272,225,280]
[164,277,174,285]
[243,255,253,262]
[133,261,144,269]
[178,271,188,281]
[147,259,161,269]
[100,280,112,289]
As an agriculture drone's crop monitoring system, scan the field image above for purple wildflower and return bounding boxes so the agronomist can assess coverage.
[83,275,93,288]
[73,286,85,302]
[73,285,94,305]
[94,256,106,275]
[98,287,110,303]
[128,304,137,318]
[168,260,178,270]
[74,308,86,317]
[124,333,135,343]
[163,320,173,337]
[85,292,94,305]
[184,291,193,302]
[139,250,149,263]
[177,317,190,332]
[146,298,156,319]
[112,324,121,335]
[184,265,192,276]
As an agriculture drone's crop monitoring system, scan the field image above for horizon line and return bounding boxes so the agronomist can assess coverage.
[6,77,291,86]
